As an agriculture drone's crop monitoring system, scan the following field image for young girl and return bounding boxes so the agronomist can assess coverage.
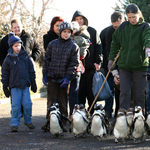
[108,3,150,114]
[42,21,80,129]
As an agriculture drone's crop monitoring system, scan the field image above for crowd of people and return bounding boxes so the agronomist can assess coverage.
[1,3,150,133]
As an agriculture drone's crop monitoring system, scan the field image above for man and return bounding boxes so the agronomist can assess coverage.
[0,19,41,67]
[72,10,102,114]
[100,11,124,118]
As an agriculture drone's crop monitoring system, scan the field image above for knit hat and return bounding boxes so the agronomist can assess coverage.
[71,21,80,31]
[8,32,22,48]
[59,21,73,34]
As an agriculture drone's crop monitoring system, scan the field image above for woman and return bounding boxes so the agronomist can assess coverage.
[43,16,64,51]
[108,3,150,114]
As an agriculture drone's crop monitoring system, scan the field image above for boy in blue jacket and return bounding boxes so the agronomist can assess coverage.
[1,34,37,132]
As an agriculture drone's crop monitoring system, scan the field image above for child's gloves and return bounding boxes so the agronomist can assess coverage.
[31,80,37,93]
[3,86,11,98]
[59,75,71,89]
[42,73,48,86]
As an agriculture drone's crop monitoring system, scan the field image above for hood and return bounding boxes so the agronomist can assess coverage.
[72,10,88,26]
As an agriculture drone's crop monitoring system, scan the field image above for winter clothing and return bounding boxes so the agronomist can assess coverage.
[43,38,79,82]
[108,19,150,72]
[108,18,150,112]
[43,31,59,51]
[0,30,41,66]
[72,21,80,31]
[1,36,36,129]
[42,73,48,86]
[3,85,11,98]
[43,24,80,119]
[72,10,102,114]
[59,21,73,34]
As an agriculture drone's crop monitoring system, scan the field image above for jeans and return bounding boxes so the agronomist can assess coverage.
[104,69,114,113]
[69,75,81,115]
[10,87,32,127]
[146,80,150,112]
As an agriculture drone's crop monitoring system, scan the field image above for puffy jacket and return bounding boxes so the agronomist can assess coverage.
[0,30,41,66]
[43,37,80,82]
[1,47,35,89]
[108,19,150,72]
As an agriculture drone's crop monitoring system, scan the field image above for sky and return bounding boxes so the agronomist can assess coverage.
[43,0,117,33]
[23,0,118,34]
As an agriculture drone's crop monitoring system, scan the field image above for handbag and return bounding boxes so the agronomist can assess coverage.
[92,71,112,101]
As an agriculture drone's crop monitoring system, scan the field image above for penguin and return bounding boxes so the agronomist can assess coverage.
[91,104,108,140]
[145,111,150,138]
[72,104,90,138]
[113,108,128,143]
[131,114,145,143]
[49,105,63,137]
[126,108,134,139]
[134,106,144,119]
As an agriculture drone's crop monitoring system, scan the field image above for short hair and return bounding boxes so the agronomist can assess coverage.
[11,19,22,27]
[111,11,124,23]
[50,16,64,32]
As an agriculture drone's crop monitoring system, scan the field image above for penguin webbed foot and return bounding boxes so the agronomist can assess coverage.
[114,138,119,143]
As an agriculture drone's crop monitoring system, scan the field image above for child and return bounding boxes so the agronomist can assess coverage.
[1,34,37,132]
[68,21,91,118]
[42,21,80,130]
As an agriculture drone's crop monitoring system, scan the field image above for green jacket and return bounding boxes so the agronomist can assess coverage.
[108,19,150,71]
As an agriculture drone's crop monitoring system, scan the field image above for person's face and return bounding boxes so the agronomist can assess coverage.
[112,19,123,30]
[11,22,22,36]
[53,21,62,35]
[127,13,140,25]
[61,29,71,40]
[72,28,78,35]
[12,42,21,54]
[74,16,84,26]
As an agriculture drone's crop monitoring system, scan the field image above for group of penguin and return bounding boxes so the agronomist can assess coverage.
[47,103,150,143]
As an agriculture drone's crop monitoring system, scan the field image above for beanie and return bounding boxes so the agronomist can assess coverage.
[59,21,73,34]
[71,21,80,31]
[8,33,22,48]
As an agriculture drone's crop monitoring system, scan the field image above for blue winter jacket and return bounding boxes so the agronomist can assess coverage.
[1,47,35,89]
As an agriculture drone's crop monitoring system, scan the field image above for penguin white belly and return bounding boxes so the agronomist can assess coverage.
[91,115,103,137]
[126,115,133,126]
[132,119,145,139]
[73,112,87,135]
[50,114,62,135]
[114,117,128,138]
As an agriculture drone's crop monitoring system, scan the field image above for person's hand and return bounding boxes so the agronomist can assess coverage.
[146,47,150,58]
[59,75,71,89]
[31,80,37,93]
[3,86,11,98]
[42,73,48,86]
[107,60,114,70]
[94,63,100,71]
[114,74,120,85]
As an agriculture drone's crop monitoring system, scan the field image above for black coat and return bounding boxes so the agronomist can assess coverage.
[1,47,35,89]
[0,30,41,66]
[43,37,80,82]
[43,31,59,51]
[72,10,102,71]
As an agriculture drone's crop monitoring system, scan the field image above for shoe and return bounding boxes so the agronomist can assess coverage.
[105,112,112,119]
[11,126,18,132]
[24,123,35,129]
[41,120,50,131]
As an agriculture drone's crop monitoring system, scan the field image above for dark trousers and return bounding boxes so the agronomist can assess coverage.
[69,76,80,115]
[104,69,114,113]
[46,81,68,120]
[114,85,120,118]
[119,69,146,111]
[78,69,95,114]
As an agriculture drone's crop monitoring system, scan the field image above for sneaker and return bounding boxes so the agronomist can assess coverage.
[24,123,35,129]
[11,126,18,132]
